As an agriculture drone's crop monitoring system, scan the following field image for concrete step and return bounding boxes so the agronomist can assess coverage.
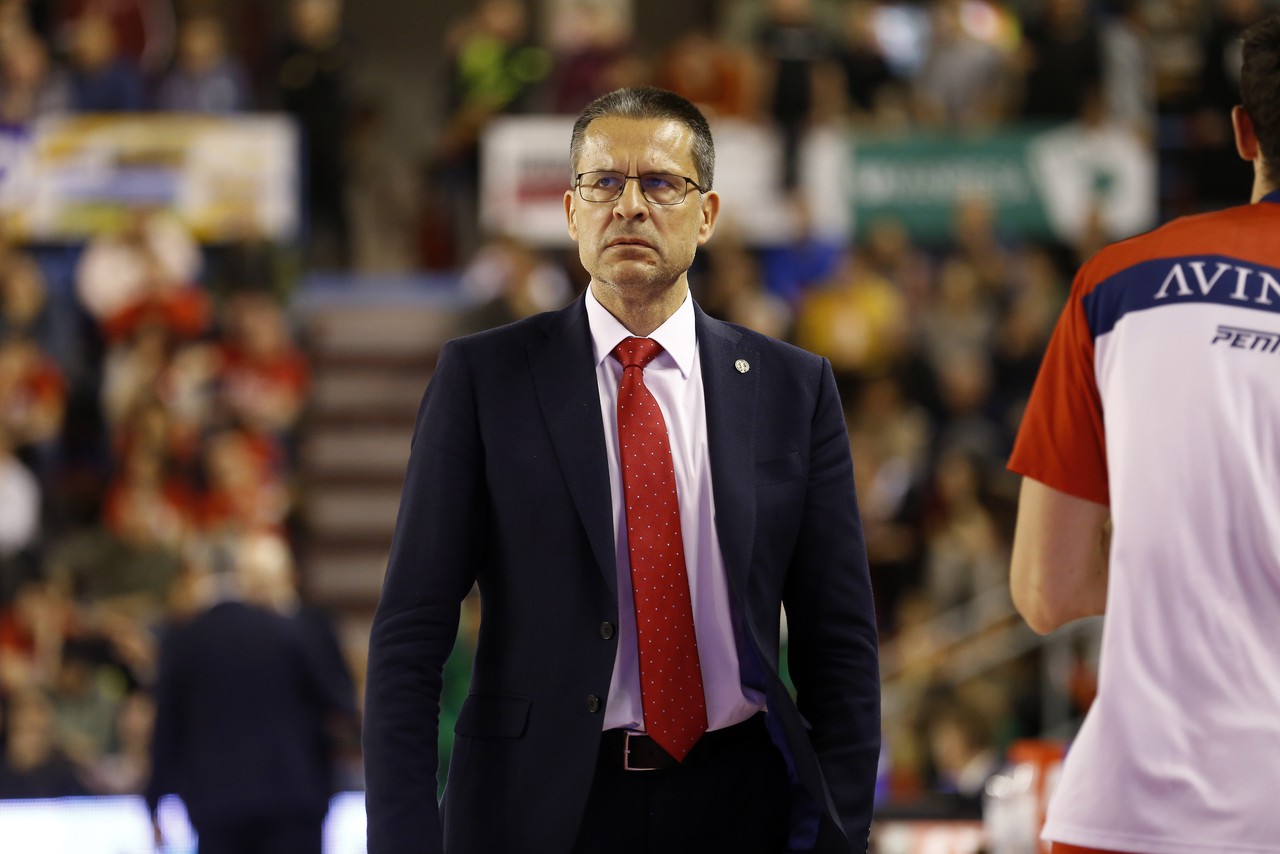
[304,487,404,538]
[305,305,461,359]
[310,369,429,416]
[301,427,414,478]
[303,546,389,602]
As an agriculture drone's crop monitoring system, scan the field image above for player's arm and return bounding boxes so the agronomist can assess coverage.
[1010,476,1111,635]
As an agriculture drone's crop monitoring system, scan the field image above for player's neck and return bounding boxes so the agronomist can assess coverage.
[1250,158,1277,203]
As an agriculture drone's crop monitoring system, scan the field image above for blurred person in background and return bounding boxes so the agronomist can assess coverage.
[0,686,88,797]
[1008,14,1280,854]
[0,333,66,478]
[155,12,252,113]
[0,426,40,603]
[75,208,202,328]
[53,0,176,75]
[653,29,757,120]
[458,234,572,333]
[755,0,836,191]
[0,27,67,125]
[63,10,146,112]
[834,1,895,126]
[274,0,352,268]
[697,233,793,341]
[364,86,879,854]
[547,0,643,114]
[437,0,551,261]
[1017,0,1102,123]
[913,1,1011,130]
[146,533,357,854]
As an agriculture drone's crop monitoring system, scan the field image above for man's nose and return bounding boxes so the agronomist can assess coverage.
[613,177,650,218]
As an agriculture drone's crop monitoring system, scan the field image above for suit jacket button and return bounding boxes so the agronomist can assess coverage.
[600,621,615,640]
[586,694,601,713]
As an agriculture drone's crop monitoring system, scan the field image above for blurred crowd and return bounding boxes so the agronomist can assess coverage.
[0,0,337,802]
[0,0,1270,822]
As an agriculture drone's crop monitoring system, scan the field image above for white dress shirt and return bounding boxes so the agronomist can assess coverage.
[584,286,765,734]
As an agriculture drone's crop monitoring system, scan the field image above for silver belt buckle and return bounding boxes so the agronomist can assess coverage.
[622,731,657,772]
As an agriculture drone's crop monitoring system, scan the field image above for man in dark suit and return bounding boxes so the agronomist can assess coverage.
[363,86,880,854]
[146,536,357,854]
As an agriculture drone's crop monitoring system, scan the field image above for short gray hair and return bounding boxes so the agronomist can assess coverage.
[569,86,715,190]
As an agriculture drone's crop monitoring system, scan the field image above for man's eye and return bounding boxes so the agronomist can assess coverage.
[593,174,622,189]
[641,175,679,192]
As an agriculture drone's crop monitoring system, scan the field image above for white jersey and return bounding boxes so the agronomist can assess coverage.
[1009,193,1280,853]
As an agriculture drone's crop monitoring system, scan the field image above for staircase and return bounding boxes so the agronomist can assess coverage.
[294,276,469,670]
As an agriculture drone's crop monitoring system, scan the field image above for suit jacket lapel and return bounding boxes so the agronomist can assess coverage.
[528,297,618,597]
[695,305,758,597]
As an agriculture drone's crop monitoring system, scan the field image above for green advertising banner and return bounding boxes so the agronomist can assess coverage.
[849,125,1156,245]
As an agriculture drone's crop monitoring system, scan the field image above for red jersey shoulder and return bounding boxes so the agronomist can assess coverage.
[1078,202,1280,295]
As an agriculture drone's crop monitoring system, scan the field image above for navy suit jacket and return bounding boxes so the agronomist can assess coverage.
[147,601,357,830]
[363,297,880,853]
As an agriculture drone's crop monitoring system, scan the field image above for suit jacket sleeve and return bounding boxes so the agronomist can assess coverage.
[363,340,487,854]
[783,357,881,852]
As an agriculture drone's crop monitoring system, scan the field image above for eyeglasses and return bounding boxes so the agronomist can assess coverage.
[574,171,705,206]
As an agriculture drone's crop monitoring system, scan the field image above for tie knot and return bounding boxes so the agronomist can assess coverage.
[611,336,664,370]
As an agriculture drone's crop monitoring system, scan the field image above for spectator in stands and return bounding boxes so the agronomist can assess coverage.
[445,0,549,121]
[0,687,88,797]
[0,334,66,464]
[698,235,792,340]
[218,292,310,439]
[756,197,845,305]
[653,30,756,120]
[146,532,357,854]
[459,235,572,333]
[1017,0,1102,122]
[155,13,252,113]
[835,1,895,124]
[913,1,1010,129]
[0,254,61,367]
[274,0,353,268]
[919,684,1002,807]
[919,258,997,380]
[0,28,67,126]
[75,208,201,326]
[48,638,122,767]
[1100,0,1155,140]
[64,11,146,112]
[102,443,192,555]
[53,0,176,75]
[346,100,421,273]
[846,376,931,634]
[947,196,1014,301]
[922,446,1006,617]
[755,0,836,190]
[0,577,70,696]
[547,0,642,114]
[196,427,289,538]
[84,688,154,794]
[794,250,909,379]
[0,426,40,602]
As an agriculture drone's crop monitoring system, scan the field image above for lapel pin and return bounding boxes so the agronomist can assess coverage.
[735,359,750,374]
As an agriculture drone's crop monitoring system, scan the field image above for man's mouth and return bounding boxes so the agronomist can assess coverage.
[608,238,654,249]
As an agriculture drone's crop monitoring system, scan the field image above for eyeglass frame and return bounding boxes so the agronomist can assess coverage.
[572,171,707,206]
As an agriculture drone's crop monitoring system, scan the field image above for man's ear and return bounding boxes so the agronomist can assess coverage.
[696,190,720,246]
[564,189,579,241]
[1233,105,1260,162]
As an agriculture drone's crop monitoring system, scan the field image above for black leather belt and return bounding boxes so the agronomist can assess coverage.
[598,713,770,772]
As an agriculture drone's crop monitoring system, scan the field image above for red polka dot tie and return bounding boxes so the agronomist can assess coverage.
[612,336,707,762]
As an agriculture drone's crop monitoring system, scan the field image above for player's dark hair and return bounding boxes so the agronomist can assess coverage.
[569,86,715,190]
[1240,14,1280,185]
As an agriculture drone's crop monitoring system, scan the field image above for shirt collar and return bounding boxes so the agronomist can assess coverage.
[584,285,696,379]
[1261,189,1280,205]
